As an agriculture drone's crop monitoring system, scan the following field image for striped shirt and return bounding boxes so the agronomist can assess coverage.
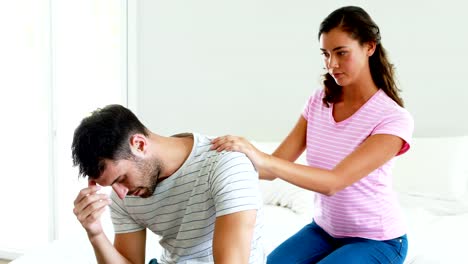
[303,89,414,240]
[110,133,265,264]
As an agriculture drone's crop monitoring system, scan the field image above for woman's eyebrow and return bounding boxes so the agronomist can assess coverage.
[320,46,348,52]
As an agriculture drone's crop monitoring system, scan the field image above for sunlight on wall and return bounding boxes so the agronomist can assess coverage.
[0,0,124,256]
[0,0,50,254]
[51,0,124,241]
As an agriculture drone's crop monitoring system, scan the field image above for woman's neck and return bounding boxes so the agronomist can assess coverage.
[340,72,379,105]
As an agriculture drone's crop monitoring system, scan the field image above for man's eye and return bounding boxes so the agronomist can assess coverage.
[120,175,127,183]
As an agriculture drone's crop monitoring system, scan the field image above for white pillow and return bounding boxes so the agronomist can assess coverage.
[399,192,468,215]
[259,179,315,218]
[262,205,311,254]
[253,141,315,218]
[393,136,468,201]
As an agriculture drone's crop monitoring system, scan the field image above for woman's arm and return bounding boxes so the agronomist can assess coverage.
[264,134,403,195]
[212,129,404,195]
[271,116,307,163]
[212,116,307,180]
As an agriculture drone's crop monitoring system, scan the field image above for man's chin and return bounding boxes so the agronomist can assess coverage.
[139,189,153,198]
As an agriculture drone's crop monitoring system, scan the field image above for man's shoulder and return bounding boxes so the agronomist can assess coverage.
[215,151,253,167]
[210,151,258,185]
[191,133,253,165]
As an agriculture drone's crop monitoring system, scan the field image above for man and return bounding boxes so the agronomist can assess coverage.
[72,104,265,264]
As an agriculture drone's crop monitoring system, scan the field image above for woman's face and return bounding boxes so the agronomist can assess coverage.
[319,28,374,87]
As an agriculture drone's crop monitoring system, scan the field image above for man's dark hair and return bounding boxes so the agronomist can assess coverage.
[71,104,148,179]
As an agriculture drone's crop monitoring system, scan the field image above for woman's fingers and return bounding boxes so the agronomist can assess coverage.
[211,135,246,152]
[211,135,232,150]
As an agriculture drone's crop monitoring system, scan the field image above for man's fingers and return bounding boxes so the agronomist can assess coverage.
[76,198,111,223]
[74,193,109,216]
[73,185,101,205]
[84,206,107,224]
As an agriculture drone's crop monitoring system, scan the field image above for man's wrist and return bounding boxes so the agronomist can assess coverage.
[88,231,106,245]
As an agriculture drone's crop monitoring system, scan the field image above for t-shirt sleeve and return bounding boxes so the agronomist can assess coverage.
[302,95,313,120]
[302,89,324,120]
[371,108,414,156]
[209,152,262,217]
[110,191,145,234]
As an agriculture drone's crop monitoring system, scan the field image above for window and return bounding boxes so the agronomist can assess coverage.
[52,0,125,240]
[0,0,51,256]
[0,0,124,258]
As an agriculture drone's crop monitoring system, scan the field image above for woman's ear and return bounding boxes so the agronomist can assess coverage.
[366,41,377,57]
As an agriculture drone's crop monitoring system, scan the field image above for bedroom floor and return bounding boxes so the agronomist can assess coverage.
[0,259,10,264]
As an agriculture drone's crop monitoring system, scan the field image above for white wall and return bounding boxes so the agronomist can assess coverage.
[129,0,468,140]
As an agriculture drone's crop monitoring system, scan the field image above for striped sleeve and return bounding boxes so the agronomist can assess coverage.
[109,191,145,233]
[371,108,414,156]
[302,89,323,120]
[209,152,261,217]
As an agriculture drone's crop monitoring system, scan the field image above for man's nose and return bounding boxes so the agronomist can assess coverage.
[112,183,128,199]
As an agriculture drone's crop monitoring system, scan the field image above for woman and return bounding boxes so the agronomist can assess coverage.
[211,6,413,264]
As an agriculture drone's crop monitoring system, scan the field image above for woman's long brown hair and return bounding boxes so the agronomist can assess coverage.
[319,6,404,108]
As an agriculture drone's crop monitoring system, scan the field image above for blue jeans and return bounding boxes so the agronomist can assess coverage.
[267,221,408,264]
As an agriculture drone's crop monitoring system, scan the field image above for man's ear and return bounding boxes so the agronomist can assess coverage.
[129,134,147,157]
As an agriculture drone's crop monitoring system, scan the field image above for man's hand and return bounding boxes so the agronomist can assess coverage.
[73,182,144,264]
[73,181,112,238]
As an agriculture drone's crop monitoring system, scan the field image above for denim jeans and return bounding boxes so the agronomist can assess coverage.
[148,259,159,264]
[267,221,408,264]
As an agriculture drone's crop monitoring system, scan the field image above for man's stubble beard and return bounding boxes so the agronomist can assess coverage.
[136,157,163,198]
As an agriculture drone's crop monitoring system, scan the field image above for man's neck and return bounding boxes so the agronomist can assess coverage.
[151,133,194,178]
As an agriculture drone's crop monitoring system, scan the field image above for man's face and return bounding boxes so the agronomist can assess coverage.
[94,157,162,199]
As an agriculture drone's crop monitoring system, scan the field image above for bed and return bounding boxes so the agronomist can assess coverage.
[10,136,468,264]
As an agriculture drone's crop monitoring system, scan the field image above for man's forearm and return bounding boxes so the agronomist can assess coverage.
[213,210,256,264]
[88,233,132,264]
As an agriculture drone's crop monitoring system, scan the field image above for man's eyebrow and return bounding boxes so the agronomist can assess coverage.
[110,175,122,186]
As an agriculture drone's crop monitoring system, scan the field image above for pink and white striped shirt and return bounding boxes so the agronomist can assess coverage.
[303,88,414,240]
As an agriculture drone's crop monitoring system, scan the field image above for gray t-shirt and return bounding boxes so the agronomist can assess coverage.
[110,133,265,264]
